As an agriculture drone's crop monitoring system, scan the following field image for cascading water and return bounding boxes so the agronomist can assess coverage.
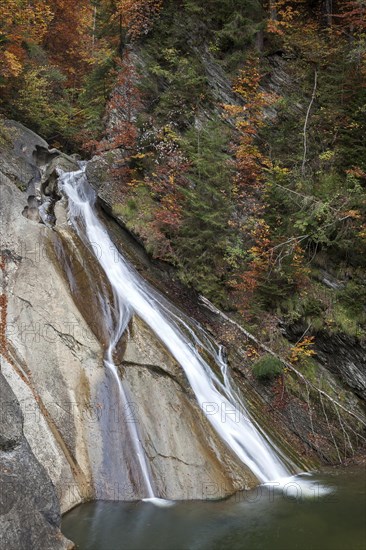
[59,167,326,499]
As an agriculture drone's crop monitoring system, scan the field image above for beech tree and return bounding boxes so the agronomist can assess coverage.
[43,0,94,83]
[223,56,277,309]
[0,0,52,79]
[115,0,163,42]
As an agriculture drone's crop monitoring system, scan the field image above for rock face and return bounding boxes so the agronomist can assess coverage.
[2,119,365,549]
[315,332,366,401]
[121,318,256,499]
[0,371,73,549]
[1,128,106,513]
[0,120,257,546]
[286,322,366,403]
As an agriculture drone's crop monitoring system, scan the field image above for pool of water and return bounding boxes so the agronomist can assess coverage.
[62,469,366,550]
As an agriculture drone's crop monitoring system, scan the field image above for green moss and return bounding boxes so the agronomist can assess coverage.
[332,304,364,338]
[300,357,319,384]
[252,354,283,380]
[112,186,154,229]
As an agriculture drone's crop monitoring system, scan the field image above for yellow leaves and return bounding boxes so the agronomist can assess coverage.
[127,178,143,189]
[319,150,335,162]
[358,225,366,240]
[266,19,285,36]
[271,165,290,178]
[343,210,362,219]
[0,0,53,80]
[246,346,259,360]
[223,55,278,192]
[162,123,180,143]
[289,336,316,364]
[2,50,23,77]
[26,2,54,42]
[248,245,261,256]
[222,104,242,118]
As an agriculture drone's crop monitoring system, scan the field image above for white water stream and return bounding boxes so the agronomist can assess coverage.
[60,167,324,500]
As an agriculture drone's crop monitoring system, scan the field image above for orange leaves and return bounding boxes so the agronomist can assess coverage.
[221,104,242,118]
[233,219,272,306]
[115,0,163,41]
[289,336,316,364]
[224,56,272,305]
[2,49,23,78]
[43,0,94,82]
[0,0,96,89]
[266,19,285,36]
[0,0,53,79]
[223,55,277,194]
[346,166,366,180]
[0,0,53,43]
[343,209,362,220]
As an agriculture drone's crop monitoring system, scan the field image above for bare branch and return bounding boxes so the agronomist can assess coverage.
[302,69,318,177]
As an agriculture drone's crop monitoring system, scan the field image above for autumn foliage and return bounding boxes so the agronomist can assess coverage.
[115,0,163,41]
[289,336,316,364]
[0,0,53,79]
[144,126,189,230]
[1,0,365,336]
[103,54,142,152]
[43,0,94,83]
[223,57,277,309]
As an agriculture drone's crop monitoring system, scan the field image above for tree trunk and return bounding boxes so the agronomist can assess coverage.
[324,0,332,27]
[255,29,264,52]
[301,69,318,177]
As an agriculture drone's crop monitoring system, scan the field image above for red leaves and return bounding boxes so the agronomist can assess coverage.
[44,0,93,83]
[335,1,366,32]
[0,0,53,79]
[145,131,189,231]
[101,54,142,154]
[223,56,276,307]
[154,195,183,228]
[115,0,163,41]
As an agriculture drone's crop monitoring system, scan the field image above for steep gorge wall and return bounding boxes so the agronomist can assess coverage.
[1,120,365,550]
[0,122,258,531]
[1,124,105,512]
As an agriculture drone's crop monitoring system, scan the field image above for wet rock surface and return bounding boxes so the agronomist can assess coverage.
[1,124,105,514]
[0,373,73,550]
[121,317,257,498]
[1,120,256,521]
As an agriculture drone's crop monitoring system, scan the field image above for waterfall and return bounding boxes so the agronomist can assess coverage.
[59,167,315,499]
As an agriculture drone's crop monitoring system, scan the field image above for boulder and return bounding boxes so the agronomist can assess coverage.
[0,372,74,550]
